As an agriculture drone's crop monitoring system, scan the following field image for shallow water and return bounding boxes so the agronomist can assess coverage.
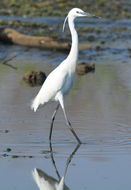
[0,17,131,190]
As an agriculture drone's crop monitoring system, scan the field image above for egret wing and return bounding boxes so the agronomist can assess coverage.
[31,64,68,111]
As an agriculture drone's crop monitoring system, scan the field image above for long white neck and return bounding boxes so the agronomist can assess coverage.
[67,16,78,64]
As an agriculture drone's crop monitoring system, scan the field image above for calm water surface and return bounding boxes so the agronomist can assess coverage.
[0,17,131,190]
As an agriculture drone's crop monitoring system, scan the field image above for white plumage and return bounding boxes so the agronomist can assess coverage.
[31,61,71,112]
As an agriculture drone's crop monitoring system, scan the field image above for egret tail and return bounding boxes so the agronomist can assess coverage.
[31,97,40,112]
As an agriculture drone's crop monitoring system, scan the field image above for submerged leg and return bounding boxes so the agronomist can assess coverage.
[58,94,81,144]
[49,103,60,143]
[63,107,81,144]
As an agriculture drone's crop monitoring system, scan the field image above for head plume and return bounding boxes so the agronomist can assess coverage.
[62,15,68,32]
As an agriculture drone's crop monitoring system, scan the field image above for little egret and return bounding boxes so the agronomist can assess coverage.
[31,8,99,144]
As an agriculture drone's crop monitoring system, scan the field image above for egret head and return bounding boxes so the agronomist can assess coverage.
[68,8,89,18]
[63,8,100,32]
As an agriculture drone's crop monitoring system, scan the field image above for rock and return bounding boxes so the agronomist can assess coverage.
[0,129,9,133]
[23,70,46,87]
[12,155,19,158]
[128,48,131,52]
[6,148,12,152]
[87,35,96,42]
[77,61,95,75]
[100,40,106,44]
[95,45,103,51]
[3,154,8,157]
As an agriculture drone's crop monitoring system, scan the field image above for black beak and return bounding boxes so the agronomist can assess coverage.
[85,12,102,19]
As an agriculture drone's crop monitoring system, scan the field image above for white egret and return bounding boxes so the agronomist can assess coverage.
[31,8,99,144]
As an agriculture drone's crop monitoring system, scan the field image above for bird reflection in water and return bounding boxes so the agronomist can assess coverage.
[32,142,80,190]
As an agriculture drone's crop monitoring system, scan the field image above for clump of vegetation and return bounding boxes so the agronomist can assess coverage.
[23,70,46,87]
[0,0,130,19]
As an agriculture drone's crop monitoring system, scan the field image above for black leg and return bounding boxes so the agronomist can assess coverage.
[67,119,81,144]
[62,107,81,144]
[49,103,60,143]
[57,94,81,144]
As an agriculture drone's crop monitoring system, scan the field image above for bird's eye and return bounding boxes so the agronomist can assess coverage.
[76,11,80,13]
